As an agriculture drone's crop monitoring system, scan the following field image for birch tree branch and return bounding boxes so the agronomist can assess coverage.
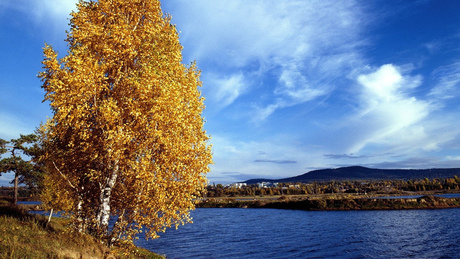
[53,161,76,190]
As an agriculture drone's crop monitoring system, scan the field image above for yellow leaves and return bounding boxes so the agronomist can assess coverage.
[40,0,212,242]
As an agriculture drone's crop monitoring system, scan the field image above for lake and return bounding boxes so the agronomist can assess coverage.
[135,208,460,258]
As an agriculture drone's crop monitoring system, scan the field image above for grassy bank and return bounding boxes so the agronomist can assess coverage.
[0,199,163,259]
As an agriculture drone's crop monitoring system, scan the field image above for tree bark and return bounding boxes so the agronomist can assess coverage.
[76,198,84,233]
[14,172,18,204]
[99,163,118,236]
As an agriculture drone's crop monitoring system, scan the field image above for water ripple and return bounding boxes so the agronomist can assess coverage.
[135,208,460,258]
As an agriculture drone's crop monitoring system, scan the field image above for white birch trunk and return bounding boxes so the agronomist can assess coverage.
[76,198,84,233]
[48,208,53,223]
[99,162,118,235]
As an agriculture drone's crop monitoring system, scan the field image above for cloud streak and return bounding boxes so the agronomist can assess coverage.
[429,61,460,101]
[205,72,248,109]
[165,0,367,119]
[2,0,77,34]
[324,154,371,160]
[254,160,297,164]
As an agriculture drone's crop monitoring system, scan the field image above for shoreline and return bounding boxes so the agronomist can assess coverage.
[197,195,460,211]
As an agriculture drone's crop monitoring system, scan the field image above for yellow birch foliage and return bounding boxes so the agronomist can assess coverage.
[39,0,212,242]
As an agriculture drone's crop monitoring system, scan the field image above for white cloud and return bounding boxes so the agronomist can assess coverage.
[276,64,327,103]
[5,0,76,23]
[208,62,460,176]
[429,61,460,100]
[29,0,77,23]
[254,104,284,122]
[165,0,368,119]
[1,0,77,40]
[346,64,430,153]
[358,64,404,101]
[206,73,248,109]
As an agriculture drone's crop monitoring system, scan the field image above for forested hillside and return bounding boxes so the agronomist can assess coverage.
[245,166,460,184]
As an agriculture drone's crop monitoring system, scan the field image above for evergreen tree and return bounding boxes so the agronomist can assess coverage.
[0,134,40,204]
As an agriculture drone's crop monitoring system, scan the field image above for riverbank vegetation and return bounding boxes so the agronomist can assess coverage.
[199,177,460,210]
[198,195,460,211]
[0,198,163,258]
[206,176,460,198]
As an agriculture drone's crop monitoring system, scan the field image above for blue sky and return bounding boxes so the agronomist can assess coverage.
[1,1,460,185]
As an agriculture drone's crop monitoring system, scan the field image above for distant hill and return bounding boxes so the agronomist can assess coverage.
[244,166,460,184]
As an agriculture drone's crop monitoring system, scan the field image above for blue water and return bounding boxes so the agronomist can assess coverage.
[374,193,460,199]
[135,208,460,258]
[17,201,42,205]
[438,193,460,198]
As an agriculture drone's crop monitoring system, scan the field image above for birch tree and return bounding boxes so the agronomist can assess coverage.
[39,0,212,244]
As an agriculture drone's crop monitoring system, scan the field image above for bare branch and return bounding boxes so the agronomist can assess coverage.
[53,161,76,190]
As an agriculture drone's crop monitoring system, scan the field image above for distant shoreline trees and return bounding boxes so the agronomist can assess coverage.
[205,177,460,198]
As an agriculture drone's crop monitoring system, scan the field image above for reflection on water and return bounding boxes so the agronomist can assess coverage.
[136,208,460,259]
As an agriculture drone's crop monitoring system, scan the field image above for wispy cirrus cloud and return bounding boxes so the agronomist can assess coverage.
[165,0,368,118]
[429,61,460,101]
[2,0,77,30]
[324,154,371,160]
[205,72,249,109]
[254,160,297,164]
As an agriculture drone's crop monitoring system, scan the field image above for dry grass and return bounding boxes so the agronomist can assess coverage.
[0,200,163,259]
